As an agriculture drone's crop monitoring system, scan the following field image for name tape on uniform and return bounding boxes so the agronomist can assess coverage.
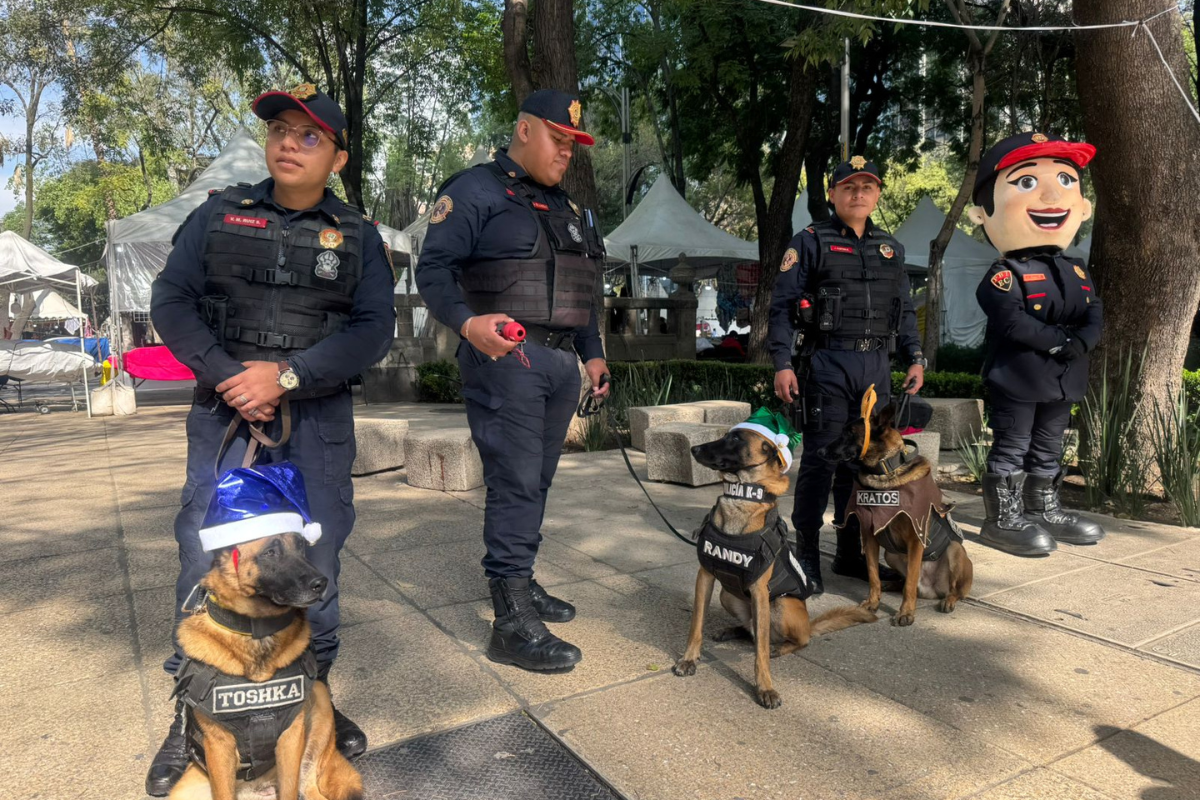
[224,214,268,229]
[724,483,767,501]
[213,674,305,714]
[856,489,900,506]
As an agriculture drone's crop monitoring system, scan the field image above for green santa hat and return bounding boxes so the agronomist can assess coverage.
[730,408,802,470]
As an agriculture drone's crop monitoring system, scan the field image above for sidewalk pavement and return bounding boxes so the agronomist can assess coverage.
[2,405,1199,799]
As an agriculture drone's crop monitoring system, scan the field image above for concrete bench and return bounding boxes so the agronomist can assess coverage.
[689,400,751,427]
[404,429,484,492]
[351,418,409,476]
[924,398,985,450]
[629,404,705,451]
[646,422,730,486]
[902,430,941,475]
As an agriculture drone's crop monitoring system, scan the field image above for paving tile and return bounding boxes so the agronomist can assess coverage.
[983,564,1200,646]
[326,615,518,747]
[0,547,125,613]
[117,504,180,542]
[1119,536,1200,583]
[1142,621,1200,668]
[961,768,1116,800]
[0,598,136,693]
[537,660,1028,800]
[0,503,120,564]
[792,602,1200,764]
[0,670,151,800]
[362,537,617,610]
[125,538,181,591]
[1053,698,1200,800]
[344,490,483,555]
[337,554,418,628]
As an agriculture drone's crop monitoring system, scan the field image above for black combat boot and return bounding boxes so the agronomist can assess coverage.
[488,576,582,671]
[830,519,903,582]
[145,697,188,797]
[316,664,368,759]
[528,578,576,622]
[1023,472,1105,545]
[980,471,1056,556]
[796,529,825,595]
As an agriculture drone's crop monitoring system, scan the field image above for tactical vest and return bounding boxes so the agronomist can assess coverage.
[695,511,814,601]
[809,220,905,342]
[844,476,963,562]
[174,649,317,782]
[457,162,603,329]
[199,184,363,378]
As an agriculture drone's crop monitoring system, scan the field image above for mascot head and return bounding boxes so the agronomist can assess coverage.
[968,132,1096,254]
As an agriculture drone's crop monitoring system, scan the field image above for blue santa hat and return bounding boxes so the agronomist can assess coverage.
[198,462,323,552]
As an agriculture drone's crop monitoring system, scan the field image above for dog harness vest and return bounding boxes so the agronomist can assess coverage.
[843,473,963,561]
[695,511,814,601]
[174,649,318,781]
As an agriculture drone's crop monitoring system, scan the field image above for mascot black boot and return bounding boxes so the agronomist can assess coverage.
[796,529,825,595]
[145,697,188,797]
[981,471,1056,556]
[488,576,583,671]
[529,578,576,622]
[1023,472,1105,545]
[316,663,368,759]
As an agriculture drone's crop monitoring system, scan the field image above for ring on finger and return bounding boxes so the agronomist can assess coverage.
[237,394,249,405]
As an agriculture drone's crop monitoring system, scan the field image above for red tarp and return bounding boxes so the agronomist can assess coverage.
[122,346,195,381]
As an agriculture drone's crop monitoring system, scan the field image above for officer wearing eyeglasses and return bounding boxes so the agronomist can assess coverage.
[146,84,394,796]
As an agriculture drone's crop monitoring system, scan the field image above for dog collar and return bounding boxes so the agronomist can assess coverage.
[187,587,299,639]
[860,439,920,477]
[722,481,778,504]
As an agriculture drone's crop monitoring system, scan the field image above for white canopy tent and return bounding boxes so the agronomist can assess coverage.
[603,174,760,274]
[1065,234,1092,262]
[105,127,409,315]
[791,190,812,233]
[892,196,1000,346]
[10,289,86,320]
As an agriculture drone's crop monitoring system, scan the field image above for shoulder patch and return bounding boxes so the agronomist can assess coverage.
[780,248,798,272]
[805,226,814,234]
[879,243,895,259]
[1074,264,1087,280]
[991,269,1013,292]
[430,195,453,224]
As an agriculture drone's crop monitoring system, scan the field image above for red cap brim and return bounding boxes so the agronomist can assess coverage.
[252,91,337,138]
[996,141,1096,172]
[834,172,882,187]
[543,118,595,147]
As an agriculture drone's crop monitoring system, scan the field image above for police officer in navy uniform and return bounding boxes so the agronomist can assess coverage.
[768,158,926,594]
[145,84,394,795]
[969,132,1105,556]
[417,89,608,672]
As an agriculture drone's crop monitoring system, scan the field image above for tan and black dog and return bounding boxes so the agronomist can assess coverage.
[822,393,974,627]
[673,426,877,709]
[168,533,362,800]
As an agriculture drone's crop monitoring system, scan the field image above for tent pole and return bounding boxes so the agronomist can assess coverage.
[77,270,92,418]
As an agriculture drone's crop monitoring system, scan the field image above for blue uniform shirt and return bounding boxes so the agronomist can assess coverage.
[415,149,605,363]
[150,179,396,390]
[766,214,921,372]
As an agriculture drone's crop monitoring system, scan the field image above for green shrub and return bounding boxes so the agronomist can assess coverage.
[1079,347,1153,516]
[932,342,985,375]
[1184,369,1200,413]
[889,371,984,399]
[415,360,462,403]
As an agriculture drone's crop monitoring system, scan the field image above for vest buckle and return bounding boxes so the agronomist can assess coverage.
[255,332,291,349]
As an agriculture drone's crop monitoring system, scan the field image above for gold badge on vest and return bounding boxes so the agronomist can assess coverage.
[319,228,343,249]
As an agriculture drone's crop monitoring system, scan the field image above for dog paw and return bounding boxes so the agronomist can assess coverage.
[860,599,880,613]
[893,612,915,627]
[757,688,783,709]
[711,626,751,643]
[769,645,783,658]
[937,598,957,614]
[672,659,697,677]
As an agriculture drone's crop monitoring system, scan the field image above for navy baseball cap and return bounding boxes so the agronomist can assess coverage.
[831,157,882,187]
[253,83,348,150]
[519,89,594,146]
[974,132,1096,202]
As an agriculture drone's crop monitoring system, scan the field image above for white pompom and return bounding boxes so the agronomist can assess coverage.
[302,522,323,544]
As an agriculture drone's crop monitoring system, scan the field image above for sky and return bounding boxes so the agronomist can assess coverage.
[0,114,22,219]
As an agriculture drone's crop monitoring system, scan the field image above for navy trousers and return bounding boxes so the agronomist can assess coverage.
[986,391,1073,477]
[792,349,892,535]
[458,340,581,579]
[164,390,356,676]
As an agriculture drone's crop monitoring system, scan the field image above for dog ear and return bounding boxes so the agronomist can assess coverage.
[875,402,897,431]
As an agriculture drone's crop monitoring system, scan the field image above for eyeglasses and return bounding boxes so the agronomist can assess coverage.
[265,120,330,149]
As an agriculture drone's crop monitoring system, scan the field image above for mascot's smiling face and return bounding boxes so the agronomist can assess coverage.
[969,157,1091,254]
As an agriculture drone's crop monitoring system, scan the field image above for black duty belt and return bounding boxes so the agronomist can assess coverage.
[518,322,576,351]
[819,335,891,352]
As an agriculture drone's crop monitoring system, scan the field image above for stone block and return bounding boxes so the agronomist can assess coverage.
[903,430,941,475]
[404,429,483,491]
[351,417,409,476]
[628,404,705,451]
[687,400,751,427]
[645,422,729,486]
[924,397,985,449]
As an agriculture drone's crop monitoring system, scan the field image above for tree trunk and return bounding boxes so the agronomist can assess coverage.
[502,0,535,103]
[1075,1,1200,412]
[747,59,818,363]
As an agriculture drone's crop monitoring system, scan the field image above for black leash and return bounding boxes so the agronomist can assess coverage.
[578,375,697,548]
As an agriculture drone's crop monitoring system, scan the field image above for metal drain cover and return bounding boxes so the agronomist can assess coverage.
[356,711,621,799]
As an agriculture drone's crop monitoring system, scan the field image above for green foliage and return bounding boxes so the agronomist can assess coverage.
[1149,382,1200,527]
[955,413,991,485]
[932,343,985,375]
[1184,370,1200,413]
[1079,348,1152,517]
[889,371,983,399]
[415,360,462,403]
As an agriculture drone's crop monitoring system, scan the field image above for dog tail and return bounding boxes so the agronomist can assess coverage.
[810,604,879,636]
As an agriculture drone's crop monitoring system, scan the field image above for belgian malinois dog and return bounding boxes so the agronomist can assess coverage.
[673,427,877,709]
[168,533,363,800]
[822,396,974,627]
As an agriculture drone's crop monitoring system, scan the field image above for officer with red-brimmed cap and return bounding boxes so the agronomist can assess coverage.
[767,157,925,594]
[416,89,608,673]
[968,131,1105,557]
[146,83,393,794]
